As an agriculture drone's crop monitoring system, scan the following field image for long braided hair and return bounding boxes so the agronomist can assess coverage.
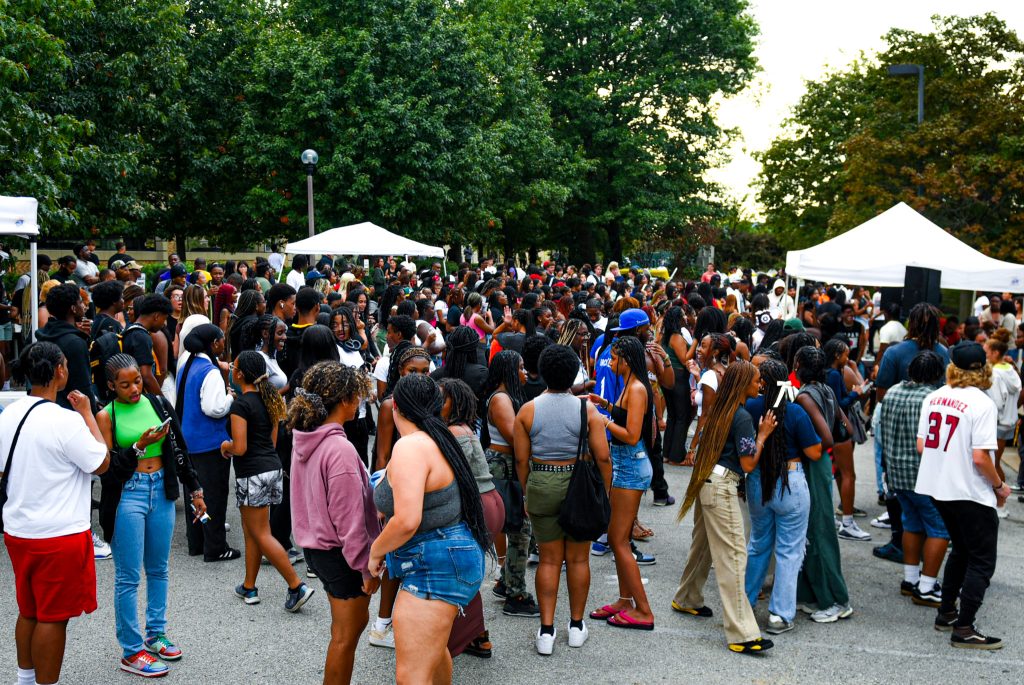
[378,285,404,331]
[383,340,416,399]
[227,290,263,359]
[438,377,478,428]
[756,359,792,505]
[235,350,287,425]
[392,374,491,552]
[240,314,281,357]
[443,326,480,382]
[611,336,654,450]
[679,360,759,520]
[480,350,527,418]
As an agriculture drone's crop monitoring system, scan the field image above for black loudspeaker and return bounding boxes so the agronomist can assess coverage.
[880,287,903,317]
[903,266,942,311]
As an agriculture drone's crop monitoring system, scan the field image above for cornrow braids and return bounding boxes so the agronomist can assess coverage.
[679,360,758,521]
[396,345,431,369]
[823,338,849,369]
[288,361,372,432]
[481,350,526,417]
[611,336,655,451]
[757,359,792,506]
[392,374,491,553]
[438,378,478,427]
[105,352,139,382]
[235,350,287,425]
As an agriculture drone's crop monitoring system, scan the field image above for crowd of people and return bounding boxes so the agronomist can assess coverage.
[0,251,1020,684]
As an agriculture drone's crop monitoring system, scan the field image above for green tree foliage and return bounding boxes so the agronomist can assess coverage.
[528,0,758,263]
[758,14,1024,259]
[0,0,91,229]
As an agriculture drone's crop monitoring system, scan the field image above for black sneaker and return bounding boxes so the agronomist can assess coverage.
[204,547,241,562]
[951,626,1003,650]
[491,579,507,600]
[900,580,916,597]
[912,584,942,608]
[503,594,541,617]
[872,542,904,564]
[652,495,675,506]
[728,637,774,654]
[934,611,958,632]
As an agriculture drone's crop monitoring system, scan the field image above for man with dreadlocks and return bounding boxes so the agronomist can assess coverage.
[744,358,822,635]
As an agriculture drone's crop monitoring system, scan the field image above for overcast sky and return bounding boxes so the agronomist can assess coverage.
[706,1,1024,218]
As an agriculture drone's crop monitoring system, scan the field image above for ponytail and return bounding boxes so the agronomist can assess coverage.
[235,350,287,425]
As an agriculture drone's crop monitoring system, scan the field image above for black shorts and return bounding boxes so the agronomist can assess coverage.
[304,547,366,600]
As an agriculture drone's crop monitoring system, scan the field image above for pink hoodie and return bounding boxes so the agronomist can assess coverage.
[290,423,380,580]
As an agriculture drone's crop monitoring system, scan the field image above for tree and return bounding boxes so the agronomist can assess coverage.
[233,0,520,250]
[0,0,91,230]
[44,0,189,239]
[758,14,1024,259]
[527,0,759,263]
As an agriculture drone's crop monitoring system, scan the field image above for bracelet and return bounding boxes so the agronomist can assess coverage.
[131,442,145,457]
[191,489,205,500]
[994,481,1005,491]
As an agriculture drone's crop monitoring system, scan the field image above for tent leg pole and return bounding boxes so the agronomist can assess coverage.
[30,240,38,341]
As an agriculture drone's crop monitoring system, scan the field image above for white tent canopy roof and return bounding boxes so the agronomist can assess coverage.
[0,196,39,237]
[785,202,1024,292]
[284,222,445,259]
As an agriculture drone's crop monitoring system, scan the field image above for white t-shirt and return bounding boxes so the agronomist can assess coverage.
[372,354,436,383]
[74,258,98,284]
[337,346,368,418]
[593,316,608,333]
[286,269,305,291]
[915,385,999,508]
[268,252,285,274]
[873,320,907,354]
[259,352,289,391]
[696,370,719,417]
[0,398,107,538]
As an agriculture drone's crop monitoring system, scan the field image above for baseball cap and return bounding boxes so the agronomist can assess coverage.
[170,263,187,278]
[783,318,805,333]
[950,341,986,371]
[124,260,143,271]
[755,310,772,328]
[610,308,650,331]
[110,259,126,270]
[304,269,324,281]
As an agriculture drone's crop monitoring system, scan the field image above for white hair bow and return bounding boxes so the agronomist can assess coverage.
[773,380,798,408]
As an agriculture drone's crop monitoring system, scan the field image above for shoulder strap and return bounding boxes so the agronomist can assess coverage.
[577,398,589,460]
[1,399,50,493]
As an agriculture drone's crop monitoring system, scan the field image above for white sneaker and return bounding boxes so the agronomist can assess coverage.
[368,623,395,649]
[870,512,891,529]
[567,621,588,648]
[837,521,872,541]
[536,628,555,655]
[997,507,1009,519]
[810,603,854,623]
[93,532,112,560]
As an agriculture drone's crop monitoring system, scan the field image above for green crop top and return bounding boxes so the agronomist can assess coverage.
[107,398,165,459]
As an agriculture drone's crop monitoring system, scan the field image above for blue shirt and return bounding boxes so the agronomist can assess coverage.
[876,340,950,390]
[594,344,620,418]
[745,396,820,461]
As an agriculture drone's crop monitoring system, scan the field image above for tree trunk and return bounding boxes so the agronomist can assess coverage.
[528,245,539,266]
[606,223,622,264]
[503,229,515,266]
[448,242,462,265]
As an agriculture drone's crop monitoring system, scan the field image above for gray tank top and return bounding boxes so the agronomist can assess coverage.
[374,477,461,534]
[798,383,836,429]
[486,392,510,448]
[529,393,584,461]
[455,434,496,494]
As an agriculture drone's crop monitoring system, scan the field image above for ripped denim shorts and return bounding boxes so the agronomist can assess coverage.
[385,522,485,608]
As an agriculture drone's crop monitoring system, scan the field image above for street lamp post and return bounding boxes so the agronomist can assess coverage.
[887,64,925,197]
[887,63,924,125]
[301,149,319,238]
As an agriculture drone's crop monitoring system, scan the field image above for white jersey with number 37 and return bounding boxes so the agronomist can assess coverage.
[914,385,999,508]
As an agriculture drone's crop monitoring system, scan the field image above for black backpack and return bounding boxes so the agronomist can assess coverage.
[89,324,147,403]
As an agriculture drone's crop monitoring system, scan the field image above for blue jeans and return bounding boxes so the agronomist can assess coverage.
[873,403,884,496]
[111,470,176,658]
[745,466,811,622]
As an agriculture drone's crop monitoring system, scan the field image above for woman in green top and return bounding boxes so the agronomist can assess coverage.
[660,306,692,464]
[97,353,207,677]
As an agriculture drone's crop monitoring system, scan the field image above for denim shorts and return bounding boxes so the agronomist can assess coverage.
[0,322,12,342]
[895,489,949,539]
[385,522,485,608]
[610,440,653,491]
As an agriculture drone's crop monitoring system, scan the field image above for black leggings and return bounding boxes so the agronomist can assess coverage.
[662,368,692,464]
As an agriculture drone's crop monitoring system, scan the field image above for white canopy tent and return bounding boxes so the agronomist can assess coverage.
[0,196,40,337]
[785,202,1024,292]
[284,221,446,263]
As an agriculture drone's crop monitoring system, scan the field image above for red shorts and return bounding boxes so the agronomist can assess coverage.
[4,530,97,622]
